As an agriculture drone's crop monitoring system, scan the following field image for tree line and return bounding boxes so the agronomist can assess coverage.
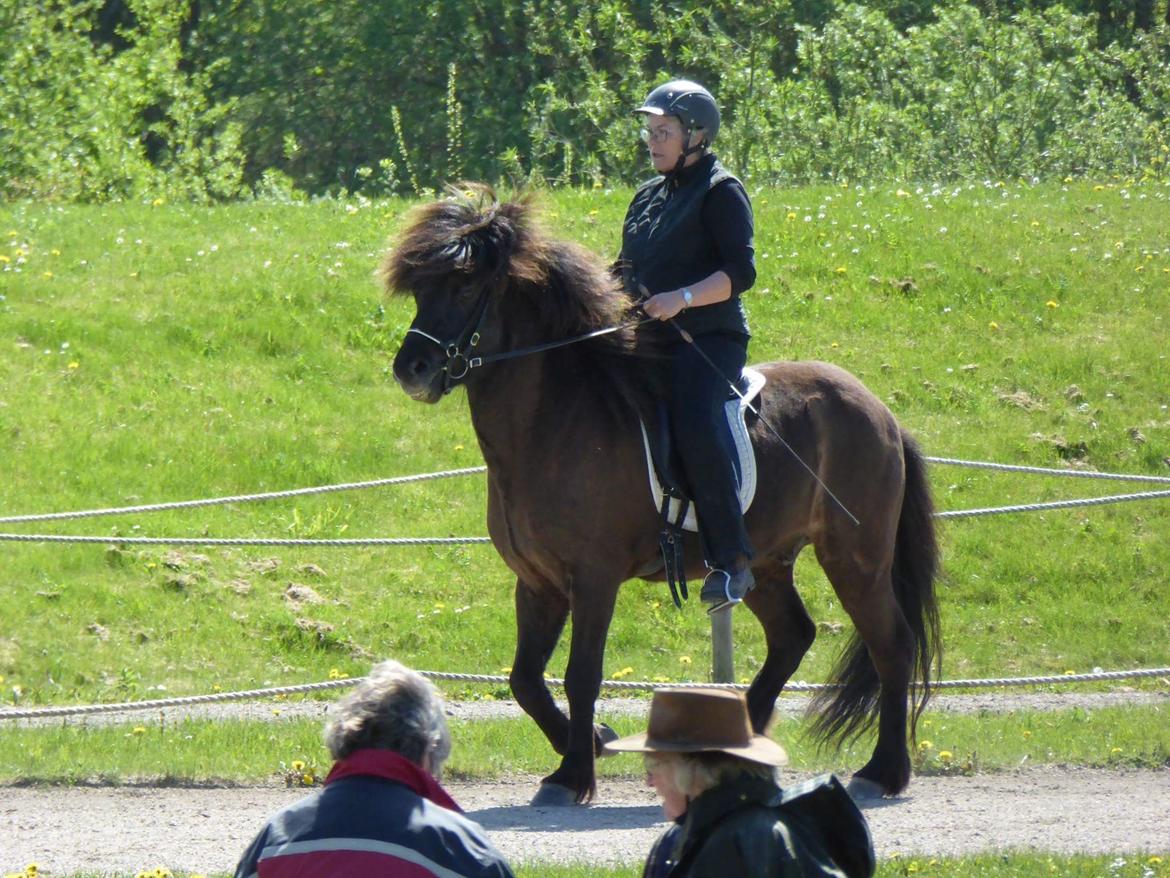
[2,0,1167,201]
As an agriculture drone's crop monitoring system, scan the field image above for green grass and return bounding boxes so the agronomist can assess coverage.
[2,704,1166,785]
[0,181,1168,716]
[7,854,1170,878]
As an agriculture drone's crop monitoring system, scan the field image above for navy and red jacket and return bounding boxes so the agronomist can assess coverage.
[234,748,514,878]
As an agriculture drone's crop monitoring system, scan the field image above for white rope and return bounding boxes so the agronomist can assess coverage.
[0,467,488,524]
[7,487,1168,545]
[2,667,1166,721]
[0,533,493,547]
[935,488,1170,519]
[926,457,1170,484]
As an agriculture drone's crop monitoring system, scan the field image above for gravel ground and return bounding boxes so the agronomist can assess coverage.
[3,767,1168,874]
[4,690,1168,874]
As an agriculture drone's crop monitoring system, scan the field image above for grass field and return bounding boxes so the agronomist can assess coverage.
[6,855,1169,878]
[2,180,1169,877]
[1,180,1168,710]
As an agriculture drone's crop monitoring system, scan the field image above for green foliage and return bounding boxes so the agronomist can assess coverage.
[0,0,246,202]
[2,0,1168,199]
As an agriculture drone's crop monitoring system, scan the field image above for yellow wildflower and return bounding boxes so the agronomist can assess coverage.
[612,666,634,680]
[786,211,797,220]
[989,321,1000,330]
[834,267,847,274]
[1045,301,1058,308]
[291,760,306,772]
[0,255,9,263]
[302,773,314,785]
[43,271,53,279]
[678,655,692,665]
[68,361,80,370]
[132,726,147,736]
[938,750,953,763]
[328,668,343,680]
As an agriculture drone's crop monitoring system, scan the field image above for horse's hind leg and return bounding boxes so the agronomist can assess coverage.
[819,551,915,797]
[743,558,817,732]
[509,580,571,755]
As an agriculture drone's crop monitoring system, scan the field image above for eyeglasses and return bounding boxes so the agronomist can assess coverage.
[640,127,679,144]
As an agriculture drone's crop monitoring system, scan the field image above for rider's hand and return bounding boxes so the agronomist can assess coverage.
[641,289,689,321]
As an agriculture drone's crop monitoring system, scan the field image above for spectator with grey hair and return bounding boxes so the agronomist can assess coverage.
[235,660,514,878]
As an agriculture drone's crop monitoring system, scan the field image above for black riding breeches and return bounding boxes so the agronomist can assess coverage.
[669,332,754,570]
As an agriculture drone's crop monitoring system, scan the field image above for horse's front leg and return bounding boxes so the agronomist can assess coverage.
[509,579,571,754]
[535,573,621,805]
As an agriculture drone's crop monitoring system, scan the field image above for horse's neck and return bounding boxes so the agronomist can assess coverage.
[466,359,552,468]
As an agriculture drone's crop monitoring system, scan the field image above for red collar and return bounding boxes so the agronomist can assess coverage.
[325,748,463,813]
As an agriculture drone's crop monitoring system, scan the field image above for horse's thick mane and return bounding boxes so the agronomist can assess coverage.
[381,184,667,420]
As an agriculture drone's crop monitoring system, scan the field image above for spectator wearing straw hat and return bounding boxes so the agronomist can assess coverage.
[606,687,874,878]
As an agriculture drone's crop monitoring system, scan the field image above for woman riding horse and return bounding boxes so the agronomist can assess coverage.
[384,184,940,806]
[618,79,756,613]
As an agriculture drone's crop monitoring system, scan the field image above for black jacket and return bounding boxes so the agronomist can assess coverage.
[643,774,875,878]
[618,152,755,338]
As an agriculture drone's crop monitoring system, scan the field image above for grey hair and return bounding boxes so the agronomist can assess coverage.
[324,660,451,771]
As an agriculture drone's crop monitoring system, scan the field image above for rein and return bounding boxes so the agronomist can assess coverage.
[407,297,654,394]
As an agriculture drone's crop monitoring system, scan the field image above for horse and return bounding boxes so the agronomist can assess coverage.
[382,186,940,805]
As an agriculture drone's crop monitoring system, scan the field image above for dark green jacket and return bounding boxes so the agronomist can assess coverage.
[642,774,874,878]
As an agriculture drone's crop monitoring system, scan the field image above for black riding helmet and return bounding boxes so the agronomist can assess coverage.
[635,80,721,161]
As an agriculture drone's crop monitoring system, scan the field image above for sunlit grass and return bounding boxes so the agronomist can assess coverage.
[0,181,1167,716]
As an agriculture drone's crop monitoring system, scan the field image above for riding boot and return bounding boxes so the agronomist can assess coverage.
[700,561,755,613]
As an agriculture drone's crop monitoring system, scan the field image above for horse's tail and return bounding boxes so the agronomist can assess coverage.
[809,429,942,745]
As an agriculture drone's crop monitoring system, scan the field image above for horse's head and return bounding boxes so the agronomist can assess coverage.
[380,185,543,403]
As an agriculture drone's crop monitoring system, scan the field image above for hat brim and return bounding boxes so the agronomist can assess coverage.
[634,105,666,116]
[604,731,789,767]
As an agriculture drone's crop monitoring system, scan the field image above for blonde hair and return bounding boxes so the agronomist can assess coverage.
[644,750,775,798]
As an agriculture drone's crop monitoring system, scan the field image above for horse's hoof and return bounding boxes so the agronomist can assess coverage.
[530,782,578,807]
[846,776,887,802]
[596,723,619,757]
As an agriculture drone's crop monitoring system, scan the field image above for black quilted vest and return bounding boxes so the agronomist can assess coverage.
[619,153,750,338]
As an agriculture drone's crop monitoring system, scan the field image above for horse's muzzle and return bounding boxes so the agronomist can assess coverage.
[392,345,446,403]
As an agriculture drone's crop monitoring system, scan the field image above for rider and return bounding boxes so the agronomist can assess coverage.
[616,79,757,612]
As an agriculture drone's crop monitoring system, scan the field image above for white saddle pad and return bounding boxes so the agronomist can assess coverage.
[640,366,766,533]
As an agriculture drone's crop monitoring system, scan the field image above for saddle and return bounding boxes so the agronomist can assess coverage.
[639,367,766,606]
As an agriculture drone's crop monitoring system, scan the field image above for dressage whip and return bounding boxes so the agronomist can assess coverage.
[662,315,861,527]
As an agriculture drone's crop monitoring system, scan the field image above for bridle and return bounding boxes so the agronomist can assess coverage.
[404,282,652,396]
[405,283,496,393]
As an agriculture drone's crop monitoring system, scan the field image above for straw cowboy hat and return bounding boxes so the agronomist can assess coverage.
[605,688,788,767]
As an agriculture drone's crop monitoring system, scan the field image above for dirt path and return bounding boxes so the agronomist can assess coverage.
[4,767,1168,874]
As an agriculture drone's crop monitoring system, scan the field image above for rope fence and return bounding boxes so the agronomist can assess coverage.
[2,457,1169,547]
[2,667,1167,721]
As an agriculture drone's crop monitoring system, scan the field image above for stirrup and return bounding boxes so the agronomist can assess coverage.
[700,567,754,614]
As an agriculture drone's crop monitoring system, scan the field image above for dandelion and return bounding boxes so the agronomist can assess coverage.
[291,760,306,772]
[1022,730,1032,738]
[678,655,692,665]
[67,361,79,370]
[938,750,953,763]
[152,198,165,206]
[1030,221,1041,227]
[612,666,634,679]
[895,189,910,198]
[834,267,847,274]
[1111,747,1123,754]
[1045,301,1058,308]
[132,726,147,736]
[0,255,9,263]
[500,666,512,674]
[42,271,53,279]
[918,740,934,752]
[1149,856,1163,865]
[786,211,797,220]
[652,675,670,683]
[989,321,1000,331]
[302,773,314,785]
[830,342,839,349]
[328,668,343,680]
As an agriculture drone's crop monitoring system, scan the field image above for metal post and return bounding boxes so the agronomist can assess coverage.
[710,606,735,683]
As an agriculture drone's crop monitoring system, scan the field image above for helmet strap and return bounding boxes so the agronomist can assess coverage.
[670,127,707,175]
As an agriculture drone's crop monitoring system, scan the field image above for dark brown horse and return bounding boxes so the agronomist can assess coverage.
[383,187,940,804]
